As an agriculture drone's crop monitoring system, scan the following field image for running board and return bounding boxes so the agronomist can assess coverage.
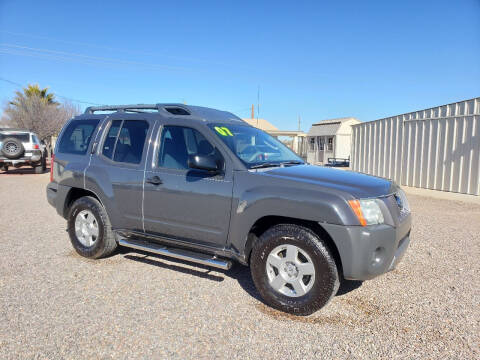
[118,238,232,270]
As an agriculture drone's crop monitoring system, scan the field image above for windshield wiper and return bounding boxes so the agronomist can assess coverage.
[280,161,304,166]
[249,163,282,169]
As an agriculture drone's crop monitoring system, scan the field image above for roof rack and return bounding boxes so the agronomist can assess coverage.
[84,104,192,115]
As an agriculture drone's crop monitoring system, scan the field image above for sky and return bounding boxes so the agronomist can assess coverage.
[0,0,479,131]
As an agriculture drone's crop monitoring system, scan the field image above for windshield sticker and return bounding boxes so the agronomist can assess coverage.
[214,126,234,136]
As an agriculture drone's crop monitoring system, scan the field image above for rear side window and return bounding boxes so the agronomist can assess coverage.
[57,120,99,155]
[101,120,149,164]
[102,120,122,159]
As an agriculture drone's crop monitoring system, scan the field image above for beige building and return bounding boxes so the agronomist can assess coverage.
[243,118,307,158]
[306,117,360,164]
[243,118,279,132]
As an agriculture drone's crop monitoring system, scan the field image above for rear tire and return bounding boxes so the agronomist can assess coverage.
[250,224,339,315]
[67,196,117,259]
[41,152,47,172]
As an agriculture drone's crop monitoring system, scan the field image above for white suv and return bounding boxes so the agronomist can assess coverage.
[0,128,47,173]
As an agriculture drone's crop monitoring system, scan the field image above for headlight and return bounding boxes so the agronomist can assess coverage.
[348,199,384,226]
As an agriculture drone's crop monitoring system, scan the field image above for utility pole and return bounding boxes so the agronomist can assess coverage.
[298,116,301,131]
[251,104,254,119]
[257,85,260,127]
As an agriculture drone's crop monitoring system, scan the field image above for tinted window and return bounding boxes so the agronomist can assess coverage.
[101,120,149,164]
[102,120,122,159]
[158,126,220,170]
[0,133,30,142]
[57,120,99,154]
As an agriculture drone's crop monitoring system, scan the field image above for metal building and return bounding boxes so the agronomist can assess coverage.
[351,97,480,195]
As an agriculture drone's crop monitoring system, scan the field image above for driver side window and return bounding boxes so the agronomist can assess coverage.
[158,126,222,170]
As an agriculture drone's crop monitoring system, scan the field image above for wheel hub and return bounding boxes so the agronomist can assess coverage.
[265,244,316,297]
[5,143,18,153]
[74,209,99,247]
[283,261,299,278]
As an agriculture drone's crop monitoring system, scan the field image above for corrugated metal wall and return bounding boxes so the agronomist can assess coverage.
[351,97,480,195]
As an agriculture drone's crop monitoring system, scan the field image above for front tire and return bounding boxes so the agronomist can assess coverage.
[250,224,339,315]
[67,196,117,259]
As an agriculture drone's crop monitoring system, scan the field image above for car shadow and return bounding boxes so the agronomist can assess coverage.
[0,166,50,175]
[336,279,363,296]
[120,247,362,302]
[123,252,225,282]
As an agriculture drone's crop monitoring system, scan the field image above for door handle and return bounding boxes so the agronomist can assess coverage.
[146,176,163,185]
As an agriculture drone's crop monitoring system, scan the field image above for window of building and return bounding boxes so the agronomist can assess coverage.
[57,119,99,155]
[327,137,333,151]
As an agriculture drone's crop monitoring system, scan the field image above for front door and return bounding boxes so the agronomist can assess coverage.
[318,137,325,163]
[143,123,234,247]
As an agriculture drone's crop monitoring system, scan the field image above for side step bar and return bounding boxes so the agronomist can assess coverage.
[118,238,232,270]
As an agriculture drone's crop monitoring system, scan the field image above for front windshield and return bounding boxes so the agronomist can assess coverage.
[208,124,304,168]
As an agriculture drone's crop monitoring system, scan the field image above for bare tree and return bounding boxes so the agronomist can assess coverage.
[3,95,80,147]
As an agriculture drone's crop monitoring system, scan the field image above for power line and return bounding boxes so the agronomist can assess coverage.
[0,43,189,71]
[0,77,104,106]
[0,30,251,71]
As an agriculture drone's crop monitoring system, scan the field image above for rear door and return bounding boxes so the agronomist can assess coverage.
[143,122,234,247]
[85,113,156,231]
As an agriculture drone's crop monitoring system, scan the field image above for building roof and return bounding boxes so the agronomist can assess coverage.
[307,117,360,137]
[242,118,279,131]
[308,122,342,136]
[268,130,306,137]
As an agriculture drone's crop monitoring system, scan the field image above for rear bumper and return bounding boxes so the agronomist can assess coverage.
[322,214,412,280]
[46,182,71,218]
[0,150,43,163]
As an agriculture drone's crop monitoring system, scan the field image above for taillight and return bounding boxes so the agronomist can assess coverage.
[33,144,39,149]
[50,154,55,182]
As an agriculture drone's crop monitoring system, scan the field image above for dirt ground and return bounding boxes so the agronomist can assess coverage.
[0,170,479,359]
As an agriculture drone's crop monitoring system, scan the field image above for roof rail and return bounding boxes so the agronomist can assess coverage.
[84,103,192,115]
[84,104,159,114]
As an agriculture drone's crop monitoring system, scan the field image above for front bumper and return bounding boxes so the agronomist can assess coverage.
[322,213,411,280]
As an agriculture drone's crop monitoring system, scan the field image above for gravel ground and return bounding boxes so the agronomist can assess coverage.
[0,171,479,359]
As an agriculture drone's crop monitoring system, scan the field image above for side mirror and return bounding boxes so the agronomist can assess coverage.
[188,154,220,173]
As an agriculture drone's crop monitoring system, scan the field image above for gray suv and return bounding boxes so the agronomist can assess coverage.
[47,104,411,315]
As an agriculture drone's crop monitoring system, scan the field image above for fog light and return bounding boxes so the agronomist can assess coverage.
[371,246,385,266]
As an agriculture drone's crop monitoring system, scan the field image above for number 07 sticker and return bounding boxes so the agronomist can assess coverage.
[214,126,234,136]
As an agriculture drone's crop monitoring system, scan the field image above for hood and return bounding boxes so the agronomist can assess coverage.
[262,165,395,199]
